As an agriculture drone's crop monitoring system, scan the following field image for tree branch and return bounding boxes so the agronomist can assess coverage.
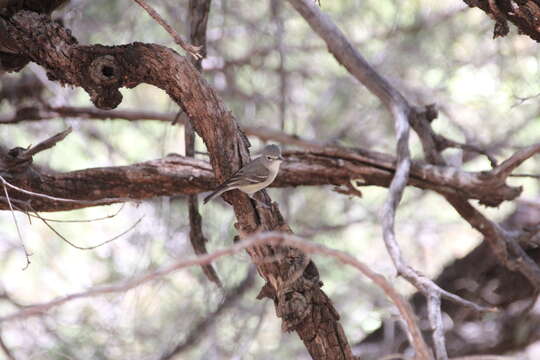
[0,144,533,213]
[0,231,431,360]
[463,0,540,41]
[4,10,353,358]
[131,0,202,58]
[184,0,221,287]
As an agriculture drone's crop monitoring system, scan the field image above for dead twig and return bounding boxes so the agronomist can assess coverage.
[131,0,202,59]
[34,211,144,250]
[27,203,126,223]
[491,143,540,180]
[2,182,31,270]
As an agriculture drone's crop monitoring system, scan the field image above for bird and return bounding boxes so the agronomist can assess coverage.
[203,144,284,207]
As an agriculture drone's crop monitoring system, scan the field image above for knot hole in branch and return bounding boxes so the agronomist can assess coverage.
[87,55,123,110]
[89,55,121,85]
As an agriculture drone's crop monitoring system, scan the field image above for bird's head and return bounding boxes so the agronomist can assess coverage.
[261,144,284,163]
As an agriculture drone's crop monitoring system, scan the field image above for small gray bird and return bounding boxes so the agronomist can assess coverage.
[203,144,284,206]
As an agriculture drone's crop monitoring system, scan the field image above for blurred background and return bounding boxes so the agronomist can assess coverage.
[1,0,540,359]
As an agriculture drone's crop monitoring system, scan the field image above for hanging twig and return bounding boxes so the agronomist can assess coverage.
[2,183,31,270]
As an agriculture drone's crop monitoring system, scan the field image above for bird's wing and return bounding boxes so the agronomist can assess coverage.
[222,159,269,187]
[203,159,269,204]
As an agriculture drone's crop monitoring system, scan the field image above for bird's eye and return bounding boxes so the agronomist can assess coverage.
[266,156,272,160]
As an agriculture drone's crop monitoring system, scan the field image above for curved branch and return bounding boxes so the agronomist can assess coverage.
[4,10,353,359]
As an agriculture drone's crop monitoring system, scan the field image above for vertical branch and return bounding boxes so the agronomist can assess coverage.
[427,294,446,360]
[185,0,221,287]
[188,0,211,71]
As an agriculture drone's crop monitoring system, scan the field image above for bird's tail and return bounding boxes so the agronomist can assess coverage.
[203,185,228,204]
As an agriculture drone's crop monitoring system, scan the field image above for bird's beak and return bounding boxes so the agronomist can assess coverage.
[278,155,284,161]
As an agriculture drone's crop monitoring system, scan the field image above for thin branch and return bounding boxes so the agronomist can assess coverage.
[28,203,125,223]
[491,143,540,180]
[509,173,540,179]
[434,135,498,168]
[2,183,31,270]
[0,230,431,360]
[131,0,202,59]
[271,0,288,131]
[21,127,72,158]
[34,211,144,250]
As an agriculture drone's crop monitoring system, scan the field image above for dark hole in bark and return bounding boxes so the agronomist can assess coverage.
[102,65,114,77]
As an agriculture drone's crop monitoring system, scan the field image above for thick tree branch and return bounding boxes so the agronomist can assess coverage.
[463,0,540,41]
[0,145,533,213]
[4,10,353,359]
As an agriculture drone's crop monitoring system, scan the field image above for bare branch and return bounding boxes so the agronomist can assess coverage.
[131,0,202,58]
[462,0,540,42]
[284,1,445,358]
[0,127,71,175]
[34,211,143,250]
[0,231,431,360]
[28,203,125,223]
[0,174,134,207]
[22,127,72,157]
[491,143,540,181]
[2,182,31,270]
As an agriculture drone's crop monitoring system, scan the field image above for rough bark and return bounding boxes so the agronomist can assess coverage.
[2,9,353,359]
[0,146,531,213]
[463,0,540,40]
